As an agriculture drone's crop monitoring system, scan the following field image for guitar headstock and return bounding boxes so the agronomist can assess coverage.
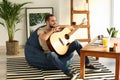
[81,18,87,25]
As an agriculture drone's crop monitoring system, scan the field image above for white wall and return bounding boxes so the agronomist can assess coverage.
[58,0,71,25]
[90,0,112,38]
[113,0,120,37]
[0,0,112,46]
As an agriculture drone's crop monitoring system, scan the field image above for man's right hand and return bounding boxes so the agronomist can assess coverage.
[51,26,62,33]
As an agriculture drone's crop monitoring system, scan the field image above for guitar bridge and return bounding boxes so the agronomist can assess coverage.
[59,38,69,46]
[59,38,64,45]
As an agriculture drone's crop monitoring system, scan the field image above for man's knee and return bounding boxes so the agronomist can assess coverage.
[47,52,58,59]
[73,40,82,48]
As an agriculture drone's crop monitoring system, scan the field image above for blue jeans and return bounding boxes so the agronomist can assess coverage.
[46,40,90,75]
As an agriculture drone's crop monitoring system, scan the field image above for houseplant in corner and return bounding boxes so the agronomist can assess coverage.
[0,0,30,55]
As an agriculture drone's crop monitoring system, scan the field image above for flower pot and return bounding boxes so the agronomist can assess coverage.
[6,40,19,55]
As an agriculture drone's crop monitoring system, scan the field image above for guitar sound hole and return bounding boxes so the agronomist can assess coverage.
[66,43,70,45]
[65,34,69,39]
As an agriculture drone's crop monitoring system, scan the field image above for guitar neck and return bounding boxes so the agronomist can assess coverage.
[68,23,83,36]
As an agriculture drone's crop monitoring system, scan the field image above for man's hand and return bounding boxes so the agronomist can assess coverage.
[51,26,62,33]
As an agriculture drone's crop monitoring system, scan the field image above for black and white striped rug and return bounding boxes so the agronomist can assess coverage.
[7,55,115,80]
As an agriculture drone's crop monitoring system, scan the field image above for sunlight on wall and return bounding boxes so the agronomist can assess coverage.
[113,0,120,37]
[90,0,111,38]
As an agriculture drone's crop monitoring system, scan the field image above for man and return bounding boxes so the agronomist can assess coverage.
[25,14,99,79]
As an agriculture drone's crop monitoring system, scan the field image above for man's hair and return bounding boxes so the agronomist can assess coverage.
[45,14,54,22]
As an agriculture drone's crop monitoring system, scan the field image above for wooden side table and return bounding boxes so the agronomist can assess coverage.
[80,38,120,80]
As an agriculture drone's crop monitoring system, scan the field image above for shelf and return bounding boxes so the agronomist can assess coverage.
[70,0,91,43]
[73,25,90,28]
[78,39,91,42]
[72,10,89,14]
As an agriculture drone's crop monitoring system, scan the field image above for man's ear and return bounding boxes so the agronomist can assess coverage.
[46,21,49,25]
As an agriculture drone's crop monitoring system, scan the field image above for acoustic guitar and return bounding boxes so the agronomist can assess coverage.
[47,19,86,55]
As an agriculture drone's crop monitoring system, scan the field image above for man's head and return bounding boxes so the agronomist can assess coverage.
[45,14,57,28]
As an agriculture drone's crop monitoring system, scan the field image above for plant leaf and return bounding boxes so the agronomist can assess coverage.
[15,28,20,32]
[0,22,5,26]
[0,0,31,41]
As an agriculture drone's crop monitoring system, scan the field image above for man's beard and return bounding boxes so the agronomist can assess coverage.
[50,26,55,28]
[50,24,57,28]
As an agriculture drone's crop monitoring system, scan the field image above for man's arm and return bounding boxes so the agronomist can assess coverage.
[59,25,75,31]
[38,27,61,41]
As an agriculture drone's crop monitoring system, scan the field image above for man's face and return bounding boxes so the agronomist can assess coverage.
[47,16,57,28]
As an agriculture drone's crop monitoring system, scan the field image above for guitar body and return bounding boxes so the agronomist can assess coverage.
[47,28,71,55]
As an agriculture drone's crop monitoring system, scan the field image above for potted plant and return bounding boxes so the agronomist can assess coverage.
[107,27,118,38]
[0,0,30,55]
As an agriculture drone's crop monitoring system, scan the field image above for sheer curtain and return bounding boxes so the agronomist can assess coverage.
[113,0,120,37]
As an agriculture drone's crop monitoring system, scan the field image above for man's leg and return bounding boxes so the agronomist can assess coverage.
[47,52,71,75]
[67,40,100,70]
[66,40,90,65]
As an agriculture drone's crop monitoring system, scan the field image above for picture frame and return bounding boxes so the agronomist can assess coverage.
[25,7,53,38]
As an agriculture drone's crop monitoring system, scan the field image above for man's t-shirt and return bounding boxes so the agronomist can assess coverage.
[37,27,51,53]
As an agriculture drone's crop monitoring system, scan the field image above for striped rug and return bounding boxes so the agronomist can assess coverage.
[7,55,115,80]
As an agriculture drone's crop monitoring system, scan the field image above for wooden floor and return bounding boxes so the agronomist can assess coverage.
[7,54,115,80]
